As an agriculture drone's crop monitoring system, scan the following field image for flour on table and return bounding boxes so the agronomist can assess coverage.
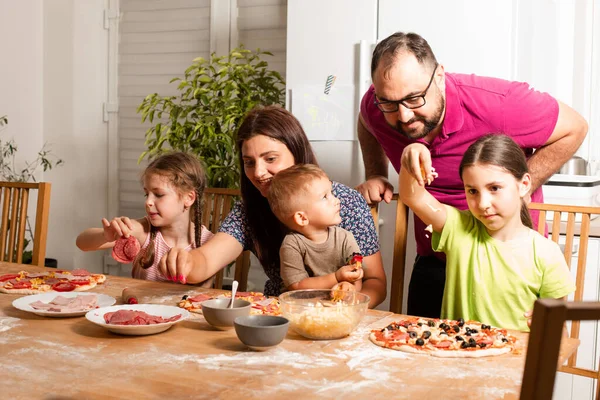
[133,345,338,372]
[12,340,107,362]
[0,316,21,333]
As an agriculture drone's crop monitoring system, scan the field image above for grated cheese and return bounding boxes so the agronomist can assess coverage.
[286,302,362,340]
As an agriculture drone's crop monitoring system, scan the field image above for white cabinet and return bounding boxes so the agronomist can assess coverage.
[553,237,600,400]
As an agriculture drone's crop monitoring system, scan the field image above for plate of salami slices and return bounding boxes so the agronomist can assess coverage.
[86,304,189,336]
[12,292,116,317]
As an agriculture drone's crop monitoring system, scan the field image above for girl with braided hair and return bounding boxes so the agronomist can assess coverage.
[76,152,214,285]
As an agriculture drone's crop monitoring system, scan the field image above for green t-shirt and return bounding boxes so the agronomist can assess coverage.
[432,206,575,331]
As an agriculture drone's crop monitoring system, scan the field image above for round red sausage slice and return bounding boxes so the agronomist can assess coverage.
[71,269,91,276]
[10,279,32,289]
[52,281,76,292]
[112,236,141,264]
[0,274,20,282]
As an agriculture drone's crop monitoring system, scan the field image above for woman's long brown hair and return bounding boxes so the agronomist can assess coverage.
[236,105,318,271]
[136,151,207,269]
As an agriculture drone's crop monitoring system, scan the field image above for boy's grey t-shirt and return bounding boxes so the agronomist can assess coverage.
[280,226,361,288]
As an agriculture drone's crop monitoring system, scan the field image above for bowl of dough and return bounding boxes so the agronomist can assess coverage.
[278,289,370,340]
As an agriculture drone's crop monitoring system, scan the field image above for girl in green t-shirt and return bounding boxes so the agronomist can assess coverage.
[399,133,575,331]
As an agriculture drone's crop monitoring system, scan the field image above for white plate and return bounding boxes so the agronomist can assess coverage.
[12,292,116,318]
[85,304,189,336]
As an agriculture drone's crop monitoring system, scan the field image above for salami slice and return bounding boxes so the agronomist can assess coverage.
[112,236,141,264]
[71,269,91,276]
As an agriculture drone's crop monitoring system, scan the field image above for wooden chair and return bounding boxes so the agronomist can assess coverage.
[521,298,600,400]
[370,193,409,314]
[0,181,51,267]
[202,188,251,291]
[528,202,600,391]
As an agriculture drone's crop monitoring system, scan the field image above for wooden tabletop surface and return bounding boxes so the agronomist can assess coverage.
[0,262,579,400]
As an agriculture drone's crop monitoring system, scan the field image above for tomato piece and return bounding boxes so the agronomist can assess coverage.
[10,279,32,289]
[52,281,76,292]
[70,279,90,286]
[0,274,20,282]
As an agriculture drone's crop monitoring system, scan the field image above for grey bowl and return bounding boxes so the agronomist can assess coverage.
[201,298,252,329]
[234,315,290,350]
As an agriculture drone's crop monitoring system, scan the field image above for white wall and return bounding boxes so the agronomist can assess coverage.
[0,0,44,167]
[1,0,109,272]
[44,0,109,272]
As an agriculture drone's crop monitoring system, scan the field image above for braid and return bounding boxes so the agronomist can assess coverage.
[140,226,157,269]
[194,188,203,248]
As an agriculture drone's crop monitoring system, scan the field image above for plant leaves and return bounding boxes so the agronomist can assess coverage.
[135,46,285,188]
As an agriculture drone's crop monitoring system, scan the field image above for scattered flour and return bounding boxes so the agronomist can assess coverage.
[0,316,21,333]
[11,341,107,363]
[131,345,338,372]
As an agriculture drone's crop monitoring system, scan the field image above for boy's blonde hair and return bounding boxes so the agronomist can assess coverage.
[267,164,329,225]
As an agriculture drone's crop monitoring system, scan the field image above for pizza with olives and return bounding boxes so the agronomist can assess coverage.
[369,317,517,358]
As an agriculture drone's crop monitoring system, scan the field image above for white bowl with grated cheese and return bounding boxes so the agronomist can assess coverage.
[279,289,369,340]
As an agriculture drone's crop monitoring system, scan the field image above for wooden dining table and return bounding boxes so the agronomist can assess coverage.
[1,262,579,400]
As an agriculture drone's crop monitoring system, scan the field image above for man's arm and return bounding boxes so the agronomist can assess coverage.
[356,113,394,204]
[357,113,389,179]
[528,100,588,191]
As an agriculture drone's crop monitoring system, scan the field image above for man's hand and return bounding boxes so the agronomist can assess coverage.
[355,175,394,205]
[158,248,194,284]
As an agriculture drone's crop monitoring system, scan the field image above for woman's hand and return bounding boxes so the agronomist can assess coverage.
[158,248,194,284]
[102,217,134,241]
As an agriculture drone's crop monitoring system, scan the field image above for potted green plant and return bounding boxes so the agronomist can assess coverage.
[0,115,64,265]
[136,46,286,188]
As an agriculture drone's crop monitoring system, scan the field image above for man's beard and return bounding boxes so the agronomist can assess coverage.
[393,95,445,140]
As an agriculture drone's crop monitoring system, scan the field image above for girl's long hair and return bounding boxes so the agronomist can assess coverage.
[136,151,207,269]
[459,134,533,228]
[236,105,318,270]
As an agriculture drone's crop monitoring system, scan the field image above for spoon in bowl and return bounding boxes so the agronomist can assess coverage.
[229,280,239,309]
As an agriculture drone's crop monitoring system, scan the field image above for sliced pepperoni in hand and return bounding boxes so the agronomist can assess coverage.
[52,281,76,292]
[112,236,141,264]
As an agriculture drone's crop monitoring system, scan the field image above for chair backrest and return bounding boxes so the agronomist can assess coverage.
[521,298,600,400]
[528,202,600,378]
[370,194,409,314]
[202,188,251,291]
[0,181,51,267]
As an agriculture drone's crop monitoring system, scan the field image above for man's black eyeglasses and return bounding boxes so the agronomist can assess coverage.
[374,63,438,113]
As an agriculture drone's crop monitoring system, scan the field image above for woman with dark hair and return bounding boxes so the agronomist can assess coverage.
[159,105,387,307]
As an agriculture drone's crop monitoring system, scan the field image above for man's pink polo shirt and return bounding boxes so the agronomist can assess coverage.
[360,72,559,258]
